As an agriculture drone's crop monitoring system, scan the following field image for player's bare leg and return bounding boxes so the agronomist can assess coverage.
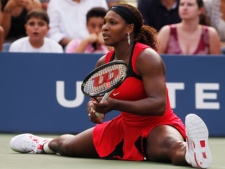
[145,114,212,168]
[145,125,188,165]
[48,128,99,158]
[10,128,99,158]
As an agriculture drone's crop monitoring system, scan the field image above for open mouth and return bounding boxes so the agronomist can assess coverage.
[102,33,110,40]
[33,32,39,36]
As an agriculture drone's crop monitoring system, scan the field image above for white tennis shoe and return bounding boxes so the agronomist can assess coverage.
[10,133,51,154]
[185,114,212,168]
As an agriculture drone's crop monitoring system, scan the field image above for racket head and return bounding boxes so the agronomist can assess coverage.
[81,60,127,97]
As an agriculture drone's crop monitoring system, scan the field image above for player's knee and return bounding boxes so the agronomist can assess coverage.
[146,137,180,162]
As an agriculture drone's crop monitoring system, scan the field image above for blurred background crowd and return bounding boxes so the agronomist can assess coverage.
[0,0,224,55]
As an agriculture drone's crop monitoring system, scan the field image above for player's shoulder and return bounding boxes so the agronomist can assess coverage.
[136,47,165,74]
[141,47,160,58]
[137,45,161,64]
[95,54,107,68]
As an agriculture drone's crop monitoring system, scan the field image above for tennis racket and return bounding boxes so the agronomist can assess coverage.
[81,60,128,121]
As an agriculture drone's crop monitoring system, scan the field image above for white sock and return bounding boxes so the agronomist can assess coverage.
[43,140,55,154]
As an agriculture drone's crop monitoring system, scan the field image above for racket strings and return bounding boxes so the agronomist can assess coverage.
[83,64,127,96]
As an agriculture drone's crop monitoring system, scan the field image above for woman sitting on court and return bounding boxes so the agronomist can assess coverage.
[9,3,212,169]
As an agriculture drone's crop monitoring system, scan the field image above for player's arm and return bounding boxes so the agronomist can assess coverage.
[95,54,107,68]
[93,48,167,116]
[134,48,167,116]
[114,48,166,116]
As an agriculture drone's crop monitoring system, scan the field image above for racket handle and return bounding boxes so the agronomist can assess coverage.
[95,90,113,120]
[100,90,113,103]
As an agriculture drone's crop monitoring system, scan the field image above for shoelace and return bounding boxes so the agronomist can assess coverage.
[25,135,44,153]
[25,139,36,153]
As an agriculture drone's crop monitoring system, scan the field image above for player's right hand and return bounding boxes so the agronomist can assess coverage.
[87,100,103,124]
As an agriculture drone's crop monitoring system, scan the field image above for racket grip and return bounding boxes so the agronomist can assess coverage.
[100,91,113,103]
[95,90,113,120]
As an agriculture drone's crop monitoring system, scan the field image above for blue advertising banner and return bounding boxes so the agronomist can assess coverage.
[0,53,224,136]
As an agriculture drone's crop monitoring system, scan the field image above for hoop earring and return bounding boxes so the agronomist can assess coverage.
[127,33,130,45]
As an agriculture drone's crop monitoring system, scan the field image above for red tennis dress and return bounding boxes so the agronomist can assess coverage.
[93,42,186,160]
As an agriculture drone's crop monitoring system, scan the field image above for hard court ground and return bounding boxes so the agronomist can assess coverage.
[1,133,225,169]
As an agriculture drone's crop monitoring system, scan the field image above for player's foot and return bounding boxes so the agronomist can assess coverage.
[185,114,212,168]
[10,133,51,154]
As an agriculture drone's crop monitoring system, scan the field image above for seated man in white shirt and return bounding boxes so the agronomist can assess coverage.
[46,0,108,47]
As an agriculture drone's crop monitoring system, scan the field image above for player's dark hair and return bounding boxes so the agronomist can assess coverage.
[111,4,158,51]
[86,7,107,23]
[25,9,49,25]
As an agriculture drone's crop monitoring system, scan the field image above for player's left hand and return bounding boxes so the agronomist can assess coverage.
[92,97,115,115]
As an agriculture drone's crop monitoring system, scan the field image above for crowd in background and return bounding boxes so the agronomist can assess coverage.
[0,0,224,55]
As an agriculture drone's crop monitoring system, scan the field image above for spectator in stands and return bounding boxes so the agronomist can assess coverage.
[157,0,221,55]
[9,9,63,53]
[138,0,181,32]
[0,26,4,51]
[0,0,42,42]
[203,0,225,54]
[40,0,49,11]
[47,0,108,48]
[106,0,125,8]
[66,7,112,54]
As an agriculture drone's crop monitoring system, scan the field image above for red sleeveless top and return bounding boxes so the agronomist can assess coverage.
[93,42,186,160]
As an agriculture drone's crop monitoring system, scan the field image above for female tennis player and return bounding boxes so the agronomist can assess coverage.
[10,3,212,168]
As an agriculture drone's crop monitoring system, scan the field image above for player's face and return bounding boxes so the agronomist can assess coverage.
[102,11,129,46]
[87,17,104,34]
[179,0,202,20]
[25,17,49,43]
